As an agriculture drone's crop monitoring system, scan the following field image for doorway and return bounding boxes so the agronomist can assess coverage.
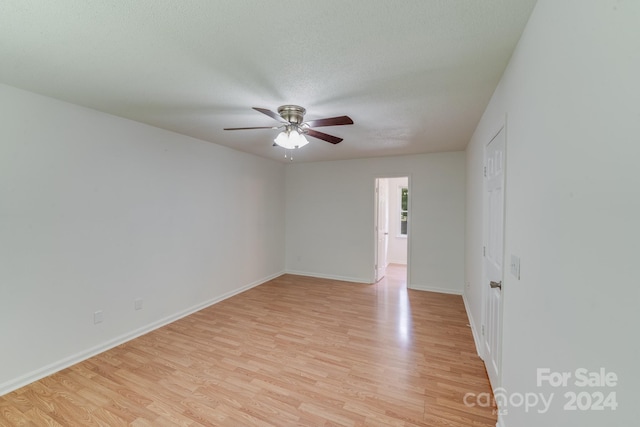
[483,126,505,390]
[374,177,409,284]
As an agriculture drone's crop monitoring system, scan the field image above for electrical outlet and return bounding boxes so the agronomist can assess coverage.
[134,298,143,310]
[510,255,521,279]
[94,310,103,324]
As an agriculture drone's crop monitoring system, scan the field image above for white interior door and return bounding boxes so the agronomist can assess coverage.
[375,178,389,282]
[484,127,505,389]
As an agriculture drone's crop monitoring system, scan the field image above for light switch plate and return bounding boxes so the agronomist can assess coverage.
[510,255,520,279]
[94,310,103,324]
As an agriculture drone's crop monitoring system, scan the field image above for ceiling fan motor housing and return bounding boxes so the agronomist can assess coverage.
[278,105,306,124]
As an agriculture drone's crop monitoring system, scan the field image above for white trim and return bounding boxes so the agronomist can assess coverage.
[284,270,370,284]
[0,271,284,396]
[408,284,463,295]
[496,412,506,427]
[463,292,483,358]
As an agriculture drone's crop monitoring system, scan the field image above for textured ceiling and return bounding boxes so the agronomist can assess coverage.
[0,0,537,163]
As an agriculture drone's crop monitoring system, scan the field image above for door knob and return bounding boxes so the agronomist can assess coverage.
[490,281,502,289]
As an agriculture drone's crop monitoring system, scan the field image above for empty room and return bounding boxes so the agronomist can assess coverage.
[1,1,638,426]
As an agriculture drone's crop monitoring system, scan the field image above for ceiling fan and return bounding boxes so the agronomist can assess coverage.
[224,105,353,149]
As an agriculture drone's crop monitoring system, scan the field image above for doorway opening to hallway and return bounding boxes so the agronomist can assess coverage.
[374,176,409,285]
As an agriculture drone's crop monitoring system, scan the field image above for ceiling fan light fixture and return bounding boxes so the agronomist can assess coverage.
[274,129,309,149]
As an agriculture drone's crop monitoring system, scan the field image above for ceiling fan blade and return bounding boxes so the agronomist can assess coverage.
[253,107,289,123]
[306,129,343,144]
[305,115,353,128]
[223,126,277,130]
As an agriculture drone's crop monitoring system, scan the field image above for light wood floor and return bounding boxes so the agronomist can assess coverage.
[0,265,496,426]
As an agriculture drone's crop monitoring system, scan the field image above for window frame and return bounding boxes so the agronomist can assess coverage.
[399,185,408,237]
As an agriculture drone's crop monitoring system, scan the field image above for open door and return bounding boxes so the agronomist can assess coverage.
[374,178,389,282]
[483,126,505,390]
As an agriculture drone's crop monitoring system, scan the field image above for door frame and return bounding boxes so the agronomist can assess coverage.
[374,178,389,282]
[373,174,411,285]
[481,118,507,390]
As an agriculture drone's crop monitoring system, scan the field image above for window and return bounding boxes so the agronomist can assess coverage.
[400,186,408,236]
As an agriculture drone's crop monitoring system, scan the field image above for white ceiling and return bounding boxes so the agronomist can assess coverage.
[0,0,537,163]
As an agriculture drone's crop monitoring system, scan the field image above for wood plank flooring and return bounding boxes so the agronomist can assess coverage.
[0,265,496,426]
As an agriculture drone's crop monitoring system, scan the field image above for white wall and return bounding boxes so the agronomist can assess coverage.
[387,177,408,265]
[465,1,640,425]
[0,84,285,394]
[285,153,464,293]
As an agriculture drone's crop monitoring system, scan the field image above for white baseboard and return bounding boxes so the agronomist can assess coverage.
[284,270,370,284]
[0,271,284,396]
[408,284,463,295]
[462,292,483,358]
